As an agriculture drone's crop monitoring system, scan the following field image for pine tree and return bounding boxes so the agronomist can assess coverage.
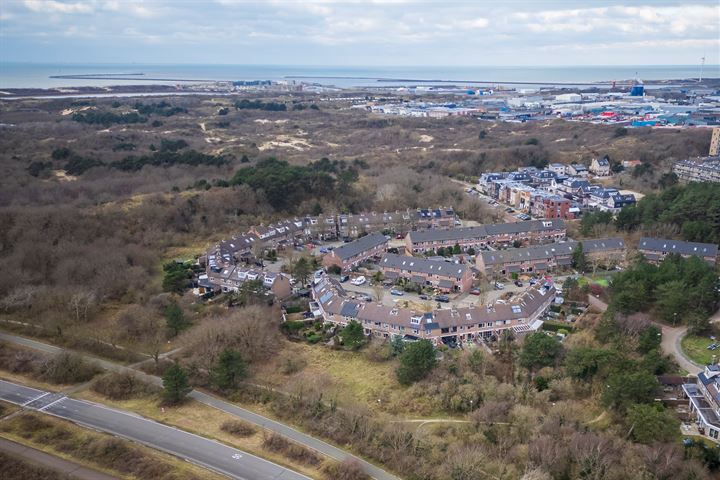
[165,301,189,337]
[211,349,246,390]
[162,364,191,404]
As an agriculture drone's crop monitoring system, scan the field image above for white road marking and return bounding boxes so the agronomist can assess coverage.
[21,392,50,407]
[39,396,67,412]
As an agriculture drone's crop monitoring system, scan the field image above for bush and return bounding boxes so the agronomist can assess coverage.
[322,458,370,480]
[0,452,71,480]
[262,432,321,465]
[92,372,159,400]
[221,419,257,437]
[40,352,101,384]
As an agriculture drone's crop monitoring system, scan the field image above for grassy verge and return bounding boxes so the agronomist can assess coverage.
[0,412,225,480]
[0,451,73,480]
[680,334,716,366]
[76,390,328,479]
[0,400,19,419]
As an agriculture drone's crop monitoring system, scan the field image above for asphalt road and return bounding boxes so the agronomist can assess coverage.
[0,331,399,480]
[0,379,309,480]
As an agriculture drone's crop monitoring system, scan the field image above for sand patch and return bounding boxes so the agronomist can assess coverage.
[61,106,93,116]
[258,135,312,151]
[53,170,77,182]
[418,134,434,143]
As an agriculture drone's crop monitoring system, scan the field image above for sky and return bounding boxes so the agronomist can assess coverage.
[1,0,719,66]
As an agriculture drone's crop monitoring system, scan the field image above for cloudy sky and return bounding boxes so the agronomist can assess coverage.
[1,0,719,66]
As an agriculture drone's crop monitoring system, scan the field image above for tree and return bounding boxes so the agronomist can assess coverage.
[390,335,405,357]
[637,325,661,354]
[396,339,436,385]
[571,242,587,272]
[162,363,191,404]
[165,301,189,337]
[626,404,679,444]
[602,371,658,410]
[519,332,562,372]
[565,347,615,380]
[452,243,462,255]
[211,348,246,390]
[341,320,366,350]
[655,280,688,324]
[162,262,191,294]
[687,311,710,335]
[293,257,311,285]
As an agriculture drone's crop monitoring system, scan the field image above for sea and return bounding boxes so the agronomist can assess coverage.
[1,63,719,90]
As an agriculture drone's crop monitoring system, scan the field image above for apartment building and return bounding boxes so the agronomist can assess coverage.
[379,253,474,293]
[638,237,718,265]
[476,237,625,275]
[322,232,388,272]
[683,364,720,441]
[590,157,611,176]
[312,276,555,345]
[405,219,566,253]
[673,159,720,184]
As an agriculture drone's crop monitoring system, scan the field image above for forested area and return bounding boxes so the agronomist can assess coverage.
[616,182,720,243]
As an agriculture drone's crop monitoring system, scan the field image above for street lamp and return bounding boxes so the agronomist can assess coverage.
[674,312,678,327]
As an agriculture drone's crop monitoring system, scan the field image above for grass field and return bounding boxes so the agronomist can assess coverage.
[577,276,610,288]
[681,334,717,366]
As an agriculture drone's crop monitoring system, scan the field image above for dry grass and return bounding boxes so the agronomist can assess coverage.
[252,341,401,411]
[0,400,19,418]
[75,390,327,479]
[0,412,225,480]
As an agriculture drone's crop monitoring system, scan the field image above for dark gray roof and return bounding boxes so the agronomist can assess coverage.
[331,232,387,260]
[409,219,565,245]
[480,238,624,266]
[381,253,468,279]
[340,302,361,317]
[438,279,454,288]
[639,237,718,259]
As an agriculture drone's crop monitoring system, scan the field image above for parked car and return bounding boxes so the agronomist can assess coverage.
[494,282,505,290]
[339,275,349,283]
[514,280,523,287]
[350,276,366,286]
[319,247,329,254]
[435,295,450,303]
[419,294,429,300]
[469,288,481,295]
[396,234,404,239]
[390,289,404,296]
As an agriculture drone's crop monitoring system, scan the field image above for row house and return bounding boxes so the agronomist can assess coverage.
[248,218,305,246]
[639,237,718,266]
[322,232,388,272]
[379,253,474,293]
[477,237,626,275]
[208,234,259,270]
[337,208,458,238]
[478,172,506,195]
[312,276,555,345]
[206,266,292,299]
[303,215,339,240]
[607,194,636,210]
[530,170,557,187]
[683,364,720,441]
[405,219,566,253]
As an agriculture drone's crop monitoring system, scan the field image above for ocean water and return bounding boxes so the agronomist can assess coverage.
[1,63,718,89]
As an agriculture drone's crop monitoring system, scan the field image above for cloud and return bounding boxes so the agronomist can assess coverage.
[23,0,93,14]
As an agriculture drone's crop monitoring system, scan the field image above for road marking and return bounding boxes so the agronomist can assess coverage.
[39,396,67,412]
[22,392,50,407]
[232,453,242,460]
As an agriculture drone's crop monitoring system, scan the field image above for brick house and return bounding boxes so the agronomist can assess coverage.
[322,232,388,272]
[379,253,474,293]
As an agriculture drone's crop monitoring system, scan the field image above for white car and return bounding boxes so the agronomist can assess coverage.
[350,276,367,286]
